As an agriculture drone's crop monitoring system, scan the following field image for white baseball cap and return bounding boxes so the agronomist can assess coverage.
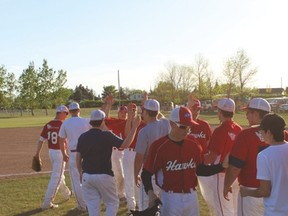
[69,102,80,110]
[241,98,271,112]
[217,98,235,113]
[169,106,198,126]
[90,109,106,121]
[143,99,160,111]
[56,105,69,113]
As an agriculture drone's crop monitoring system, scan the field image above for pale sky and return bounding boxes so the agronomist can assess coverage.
[1,0,287,96]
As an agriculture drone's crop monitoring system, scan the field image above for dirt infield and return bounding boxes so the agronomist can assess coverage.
[0,127,53,178]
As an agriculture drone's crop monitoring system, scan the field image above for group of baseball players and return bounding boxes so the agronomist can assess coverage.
[34,93,288,216]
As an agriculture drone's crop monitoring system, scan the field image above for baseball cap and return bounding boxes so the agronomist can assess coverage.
[217,98,235,113]
[90,109,106,121]
[144,99,160,112]
[56,105,69,113]
[169,106,198,126]
[68,102,80,110]
[118,105,128,112]
[241,98,271,112]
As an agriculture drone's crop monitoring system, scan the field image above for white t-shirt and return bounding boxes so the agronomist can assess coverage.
[59,116,91,151]
[135,118,171,160]
[257,143,288,216]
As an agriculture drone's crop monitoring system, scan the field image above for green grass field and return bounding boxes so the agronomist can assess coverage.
[0,174,209,216]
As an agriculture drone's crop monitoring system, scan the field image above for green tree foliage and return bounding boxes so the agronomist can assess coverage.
[69,84,96,102]
[101,85,118,99]
[18,62,39,115]
[17,60,69,115]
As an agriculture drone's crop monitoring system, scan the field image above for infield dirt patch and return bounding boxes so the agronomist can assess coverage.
[0,127,53,177]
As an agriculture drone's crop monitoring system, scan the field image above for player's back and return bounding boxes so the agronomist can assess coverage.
[59,117,91,150]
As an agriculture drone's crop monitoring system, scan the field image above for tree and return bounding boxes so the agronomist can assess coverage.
[18,62,39,115]
[50,69,69,107]
[223,49,257,98]
[191,55,209,96]
[69,84,96,102]
[37,59,55,115]
[4,72,17,110]
[101,85,118,99]
[0,66,7,109]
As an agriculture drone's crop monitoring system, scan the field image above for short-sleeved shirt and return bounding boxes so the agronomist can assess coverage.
[189,118,212,153]
[135,118,171,160]
[105,117,126,138]
[40,119,63,150]
[208,119,242,164]
[257,143,288,215]
[77,128,123,176]
[59,116,91,151]
[229,126,268,187]
[144,135,203,192]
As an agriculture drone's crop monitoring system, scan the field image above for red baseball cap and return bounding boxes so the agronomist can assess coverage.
[169,106,199,126]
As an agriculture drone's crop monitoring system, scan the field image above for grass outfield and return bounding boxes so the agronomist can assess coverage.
[0,174,210,216]
[0,108,252,128]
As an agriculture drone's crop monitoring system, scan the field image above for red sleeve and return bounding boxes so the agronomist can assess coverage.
[144,138,163,174]
[230,131,248,161]
[208,127,225,155]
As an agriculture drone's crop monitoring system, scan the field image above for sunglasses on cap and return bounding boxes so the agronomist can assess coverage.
[174,122,190,130]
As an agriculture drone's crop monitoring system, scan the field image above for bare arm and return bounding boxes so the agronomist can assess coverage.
[134,152,144,187]
[240,180,271,198]
[60,137,69,162]
[76,152,83,183]
[101,95,114,117]
[34,140,44,158]
[223,165,241,200]
[120,116,140,148]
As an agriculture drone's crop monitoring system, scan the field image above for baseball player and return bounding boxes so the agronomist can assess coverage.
[141,106,225,216]
[224,98,271,216]
[59,102,91,211]
[239,113,288,216]
[134,98,171,211]
[204,98,242,216]
[75,109,141,216]
[105,105,127,202]
[186,97,214,213]
[34,105,71,210]
[123,103,146,212]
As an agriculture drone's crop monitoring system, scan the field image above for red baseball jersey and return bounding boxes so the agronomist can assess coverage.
[105,117,126,138]
[230,126,269,187]
[208,119,242,163]
[129,121,146,149]
[40,120,63,150]
[189,118,212,154]
[144,135,203,192]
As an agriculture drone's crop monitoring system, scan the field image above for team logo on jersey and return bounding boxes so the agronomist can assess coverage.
[255,131,264,142]
[190,131,206,139]
[166,158,196,171]
[228,132,236,141]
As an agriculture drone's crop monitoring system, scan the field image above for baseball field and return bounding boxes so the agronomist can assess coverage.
[1,110,287,215]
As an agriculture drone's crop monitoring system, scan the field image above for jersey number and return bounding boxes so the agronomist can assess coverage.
[48,131,58,145]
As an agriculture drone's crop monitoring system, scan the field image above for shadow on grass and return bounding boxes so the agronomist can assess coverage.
[13,208,42,216]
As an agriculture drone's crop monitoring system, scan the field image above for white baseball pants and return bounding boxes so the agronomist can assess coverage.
[111,148,125,199]
[160,190,200,216]
[42,149,70,208]
[123,148,139,211]
[82,173,119,216]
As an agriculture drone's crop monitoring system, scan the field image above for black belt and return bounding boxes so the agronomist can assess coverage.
[70,149,77,152]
